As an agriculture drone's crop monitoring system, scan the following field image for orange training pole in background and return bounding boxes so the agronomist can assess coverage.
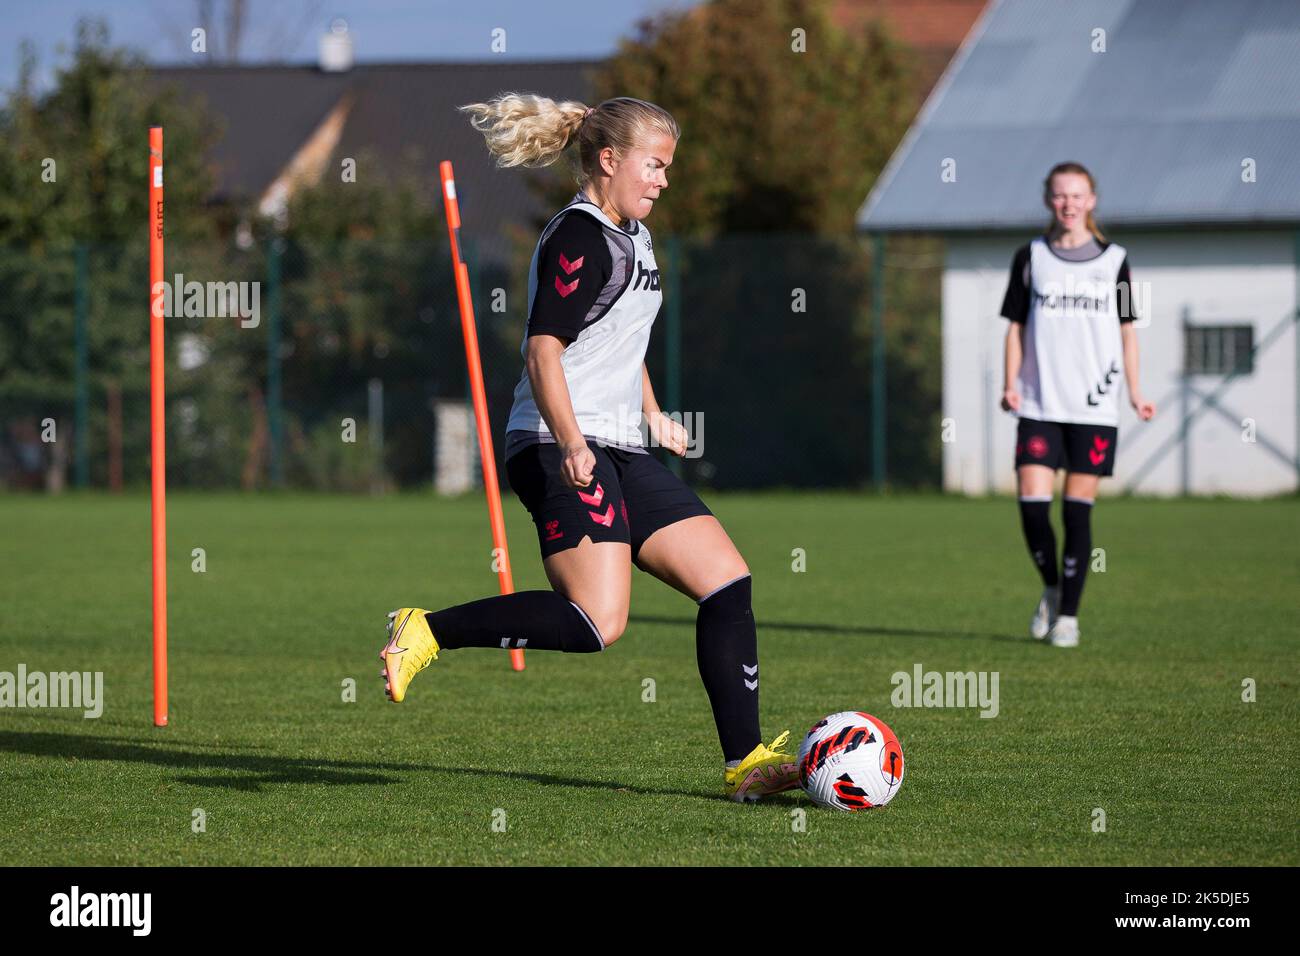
[439,160,524,672]
[149,126,169,724]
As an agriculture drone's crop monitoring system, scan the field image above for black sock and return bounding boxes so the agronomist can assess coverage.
[1018,497,1059,587]
[696,574,762,763]
[1060,497,1093,616]
[426,590,604,653]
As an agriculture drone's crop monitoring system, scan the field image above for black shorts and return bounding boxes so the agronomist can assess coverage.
[1015,418,1118,476]
[505,440,714,560]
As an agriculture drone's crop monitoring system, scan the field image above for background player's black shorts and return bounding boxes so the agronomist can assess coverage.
[1015,418,1118,476]
[506,440,714,560]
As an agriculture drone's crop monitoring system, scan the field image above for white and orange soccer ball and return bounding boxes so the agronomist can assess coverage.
[798,711,905,810]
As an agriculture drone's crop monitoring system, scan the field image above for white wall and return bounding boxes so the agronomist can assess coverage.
[942,230,1298,496]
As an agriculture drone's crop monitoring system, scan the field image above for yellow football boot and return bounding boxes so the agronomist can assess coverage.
[723,731,800,802]
[379,608,440,703]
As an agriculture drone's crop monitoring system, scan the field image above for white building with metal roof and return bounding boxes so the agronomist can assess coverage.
[858,0,1300,496]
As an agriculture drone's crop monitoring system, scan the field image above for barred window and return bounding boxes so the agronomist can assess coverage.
[1185,324,1253,375]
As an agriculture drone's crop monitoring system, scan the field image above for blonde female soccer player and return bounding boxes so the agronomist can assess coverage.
[1000,161,1156,648]
[379,94,797,801]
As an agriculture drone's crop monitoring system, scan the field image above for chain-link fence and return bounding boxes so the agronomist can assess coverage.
[0,232,943,493]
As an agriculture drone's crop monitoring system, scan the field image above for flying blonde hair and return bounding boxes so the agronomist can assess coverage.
[1043,161,1105,241]
[458,92,680,186]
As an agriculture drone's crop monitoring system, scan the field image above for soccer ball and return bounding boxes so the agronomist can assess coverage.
[798,711,905,810]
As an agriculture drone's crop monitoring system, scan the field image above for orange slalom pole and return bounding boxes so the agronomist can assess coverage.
[439,160,523,671]
[149,127,169,725]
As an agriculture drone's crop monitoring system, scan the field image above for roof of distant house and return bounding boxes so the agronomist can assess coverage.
[149,60,598,241]
[858,0,1300,232]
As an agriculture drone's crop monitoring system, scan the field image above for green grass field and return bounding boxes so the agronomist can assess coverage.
[1,491,1296,865]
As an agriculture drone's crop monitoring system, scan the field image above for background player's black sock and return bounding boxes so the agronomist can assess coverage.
[1018,497,1059,587]
[1060,497,1094,616]
[695,574,762,763]
[426,590,604,652]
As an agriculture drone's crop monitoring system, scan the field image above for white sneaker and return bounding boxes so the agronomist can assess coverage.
[1048,614,1079,648]
[1030,586,1060,640]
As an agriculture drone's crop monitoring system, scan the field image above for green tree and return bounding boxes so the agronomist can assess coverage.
[539,0,915,237]
[527,0,941,487]
[0,19,220,489]
[264,152,470,489]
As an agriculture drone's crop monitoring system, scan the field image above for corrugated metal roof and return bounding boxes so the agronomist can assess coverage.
[858,0,1300,231]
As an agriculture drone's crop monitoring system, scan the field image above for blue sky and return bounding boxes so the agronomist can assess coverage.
[4,0,697,90]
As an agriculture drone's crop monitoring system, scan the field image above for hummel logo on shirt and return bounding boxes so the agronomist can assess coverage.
[633,261,660,291]
[554,250,585,298]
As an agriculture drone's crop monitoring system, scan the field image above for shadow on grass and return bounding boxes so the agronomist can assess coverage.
[631,613,1023,644]
[0,728,744,802]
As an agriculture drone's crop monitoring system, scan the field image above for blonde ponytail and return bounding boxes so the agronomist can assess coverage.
[459,92,681,187]
[458,92,588,169]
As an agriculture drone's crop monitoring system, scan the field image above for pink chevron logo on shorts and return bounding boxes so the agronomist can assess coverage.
[1092,434,1110,451]
[1089,448,1106,466]
[588,504,614,526]
[577,483,604,506]
[558,252,584,275]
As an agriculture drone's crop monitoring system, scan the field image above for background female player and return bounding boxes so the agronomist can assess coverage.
[1000,161,1156,648]
[378,94,798,801]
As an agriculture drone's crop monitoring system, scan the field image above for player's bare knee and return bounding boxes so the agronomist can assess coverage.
[593,610,628,645]
[708,560,750,595]
[563,594,626,647]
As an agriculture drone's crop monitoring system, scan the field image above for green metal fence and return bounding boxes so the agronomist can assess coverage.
[0,233,943,493]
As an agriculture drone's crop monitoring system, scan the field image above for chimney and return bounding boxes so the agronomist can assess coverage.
[319,18,353,72]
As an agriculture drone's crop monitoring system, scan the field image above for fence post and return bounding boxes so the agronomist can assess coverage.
[266,237,284,486]
[74,243,90,489]
[1180,305,1191,495]
[369,377,384,495]
[665,235,682,478]
[871,233,886,489]
[982,360,994,495]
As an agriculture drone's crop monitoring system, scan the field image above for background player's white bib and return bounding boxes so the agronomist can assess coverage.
[1018,237,1127,426]
[506,199,661,447]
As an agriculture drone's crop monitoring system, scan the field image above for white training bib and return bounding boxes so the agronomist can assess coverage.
[1018,237,1127,426]
[505,197,662,447]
